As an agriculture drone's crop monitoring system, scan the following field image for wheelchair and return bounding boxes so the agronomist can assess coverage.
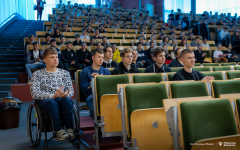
[27,102,81,150]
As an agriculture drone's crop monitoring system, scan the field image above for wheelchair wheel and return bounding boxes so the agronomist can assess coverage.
[27,103,42,148]
[72,105,80,135]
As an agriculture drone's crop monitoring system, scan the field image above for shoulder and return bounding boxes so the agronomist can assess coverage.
[32,68,45,76]
[193,69,204,76]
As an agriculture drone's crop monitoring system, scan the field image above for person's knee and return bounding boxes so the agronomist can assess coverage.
[61,97,73,107]
[44,99,59,109]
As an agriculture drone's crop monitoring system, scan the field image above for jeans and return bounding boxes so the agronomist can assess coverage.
[25,63,46,78]
[64,63,82,72]
[86,95,94,119]
[36,97,73,131]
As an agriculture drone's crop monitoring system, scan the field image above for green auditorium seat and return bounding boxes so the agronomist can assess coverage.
[194,63,201,66]
[170,67,183,72]
[167,73,175,81]
[132,74,163,83]
[221,62,236,66]
[192,67,211,72]
[138,68,145,73]
[236,98,240,124]
[226,71,240,79]
[170,81,208,98]
[212,80,240,98]
[202,71,223,80]
[179,99,238,150]
[234,66,240,70]
[212,66,232,71]
[203,63,220,67]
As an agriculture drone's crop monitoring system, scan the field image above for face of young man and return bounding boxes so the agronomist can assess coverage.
[76,37,80,42]
[67,43,72,49]
[95,29,99,35]
[196,38,200,43]
[30,35,34,41]
[154,52,166,65]
[97,43,101,49]
[121,52,133,65]
[92,52,104,66]
[181,52,195,68]
[198,44,203,50]
[137,44,142,50]
[83,30,87,35]
[82,43,86,49]
[51,41,56,47]
[46,36,51,42]
[203,39,207,44]
[44,54,59,67]
[104,47,113,59]
[33,43,39,50]
[64,25,68,30]
[102,38,107,44]
[112,44,117,51]
[61,37,65,43]
[132,51,138,61]
[218,44,222,50]
[150,43,155,48]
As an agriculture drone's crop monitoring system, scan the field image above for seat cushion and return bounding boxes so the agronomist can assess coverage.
[221,62,236,66]
[171,82,208,98]
[139,68,145,73]
[180,99,238,150]
[227,71,240,79]
[133,74,163,83]
[203,63,220,66]
[212,80,240,98]
[202,72,223,80]
[213,66,231,71]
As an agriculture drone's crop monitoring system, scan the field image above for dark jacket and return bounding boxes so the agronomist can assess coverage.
[173,69,204,81]
[41,41,50,45]
[223,50,236,62]
[112,62,140,75]
[144,58,155,68]
[137,49,148,62]
[27,50,44,64]
[144,63,172,73]
[169,59,183,67]
[61,49,78,64]
[146,47,153,59]
[76,49,92,64]
[102,60,119,68]
[194,50,205,63]
[73,40,82,46]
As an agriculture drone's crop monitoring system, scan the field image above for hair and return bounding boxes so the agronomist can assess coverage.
[197,43,203,47]
[195,36,200,40]
[28,34,34,39]
[226,43,231,48]
[50,38,56,43]
[96,42,102,46]
[180,49,194,58]
[32,41,38,46]
[82,28,87,32]
[180,38,187,45]
[136,42,142,46]
[138,36,144,40]
[54,27,61,36]
[59,35,65,39]
[217,43,222,47]
[111,43,116,46]
[74,33,80,38]
[120,48,133,57]
[102,36,107,40]
[45,33,51,38]
[153,47,165,58]
[175,48,182,56]
[163,36,169,42]
[103,44,113,53]
[95,27,99,31]
[150,41,154,45]
[203,37,207,40]
[92,49,104,56]
[42,47,58,59]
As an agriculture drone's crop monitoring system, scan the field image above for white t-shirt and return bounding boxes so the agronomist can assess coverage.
[80,35,90,41]
[213,50,223,62]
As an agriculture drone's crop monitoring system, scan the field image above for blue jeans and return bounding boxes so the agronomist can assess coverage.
[25,63,46,78]
[36,97,73,131]
[86,95,94,119]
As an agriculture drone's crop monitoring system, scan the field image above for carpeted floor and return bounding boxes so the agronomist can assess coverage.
[0,101,88,150]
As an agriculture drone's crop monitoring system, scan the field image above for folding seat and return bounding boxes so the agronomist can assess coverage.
[116,28,126,33]
[138,68,145,73]
[113,33,123,39]
[109,39,121,46]
[126,29,136,34]
[119,83,173,150]
[211,80,240,98]
[189,46,197,50]
[170,81,209,98]
[117,46,129,51]
[27,45,43,52]
[202,46,211,57]
[203,63,219,66]
[82,39,90,45]
[124,34,135,39]
[36,31,49,38]
[167,73,175,81]
[105,28,116,33]
[170,67,183,72]
[212,66,232,71]
[179,99,238,150]
[207,40,215,46]
[121,39,133,46]
[63,32,76,38]
[235,66,240,70]
[235,98,240,127]
[133,39,139,46]
[202,71,224,80]
[194,63,201,66]
[192,66,211,72]
[60,45,67,51]
[132,74,163,83]
[71,27,82,32]
[226,71,240,79]
[221,62,237,66]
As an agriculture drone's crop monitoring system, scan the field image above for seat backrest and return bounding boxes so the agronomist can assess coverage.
[192,67,211,72]
[234,66,240,70]
[221,62,236,66]
[170,81,208,98]
[96,75,130,115]
[180,99,238,150]
[236,98,240,124]
[227,71,240,79]
[203,63,220,67]
[213,66,231,71]
[132,74,163,83]
[194,63,201,66]
[138,68,145,73]
[212,80,240,98]
[167,73,175,81]
[125,83,168,137]
[170,67,183,72]
[202,72,223,80]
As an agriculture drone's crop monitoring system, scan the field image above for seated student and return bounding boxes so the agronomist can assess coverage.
[145,47,172,73]
[95,42,102,50]
[112,48,140,75]
[25,34,35,50]
[187,33,195,40]
[178,32,186,40]
[87,24,94,33]
[138,36,147,46]
[77,42,92,68]
[62,24,70,32]
[58,35,66,46]
[102,36,108,46]
[160,36,171,46]
[93,28,102,39]
[132,49,143,68]
[223,43,238,62]
[56,18,64,27]
[169,48,184,67]
[30,47,75,140]
[49,39,64,69]
[112,43,121,63]
[186,28,193,35]
[202,37,210,49]
[52,27,62,38]
[49,22,56,36]
[99,24,106,33]
[173,49,215,82]
[144,48,156,68]
[61,41,82,74]
[25,41,46,79]
[73,34,82,46]
[146,34,157,46]
[102,45,119,68]
[80,28,90,41]
[194,43,208,64]
[190,36,200,46]
[136,42,148,65]
[41,33,51,45]
[146,42,155,59]
[80,49,111,118]
[213,43,228,62]
[89,36,96,46]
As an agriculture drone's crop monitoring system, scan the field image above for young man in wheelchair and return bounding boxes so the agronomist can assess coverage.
[30,47,75,141]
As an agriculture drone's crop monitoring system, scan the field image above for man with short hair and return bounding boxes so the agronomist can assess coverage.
[93,28,102,39]
[58,35,66,46]
[173,49,215,82]
[188,33,194,40]
[146,42,155,59]
[132,50,143,68]
[25,41,46,78]
[80,29,90,41]
[50,38,64,69]
[99,24,106,33]
[95,42,102,50]
[220,27,229,46]
[169,48,184,67]
[213,43,227,62]
[190,37,201,46]
[146,35,157,46]
[186,28,193,35]
[73,34,82,46]
[77,42,92,68]
[61,41,82,75]
[138,36,146,46]
[194,43,208,63]
[42,33,51,45]
[112,48,140,74]
[136,42,148,64]
[102,45,119,68]
[202,37,210,49]
[80,49,111,118]
[145,47,172,73]
[62,24,70,32]
[102,36,108,46]
[30,47,75,141]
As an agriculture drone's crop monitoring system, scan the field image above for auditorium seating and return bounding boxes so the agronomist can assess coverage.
[212,66,232,71]
[226,71,240,79]
[132,74,163,83]
[211,80,240,98]
[202,71,224,80]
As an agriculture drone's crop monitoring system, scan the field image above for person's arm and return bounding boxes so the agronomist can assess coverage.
[63,71,74,97]
[27,51,35,64]
[144,67,150,73]
[111,69,118,75]
[80,70,92,97]
[73,51,78,63]
[30,72,54,100]
[61,50,70,64]
[220,30,224,40]
[144,51,148,62]
[39,50,44,63]
[171,52,176,60]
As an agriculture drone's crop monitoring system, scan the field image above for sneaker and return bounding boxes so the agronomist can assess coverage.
[66,128,75,139]
[56,129,69,140]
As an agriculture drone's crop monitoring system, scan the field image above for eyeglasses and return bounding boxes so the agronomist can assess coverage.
[82,45,86,46]
[125,55,133,59]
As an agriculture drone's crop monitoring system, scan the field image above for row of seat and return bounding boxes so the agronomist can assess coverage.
[75,72,240,150]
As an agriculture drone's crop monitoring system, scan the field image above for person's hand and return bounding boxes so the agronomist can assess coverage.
[91,72,99,77]
[142,60,145,63]
[53,86,63,99]
[71,61,75,65]
[115,58,118,61]
[167,54,171,57]
[84,59,88,62]
[223,54,228,57]
[233,55,238,59]
[54,86,70,98]
[202,53,207,57]
[201,76,215,83]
